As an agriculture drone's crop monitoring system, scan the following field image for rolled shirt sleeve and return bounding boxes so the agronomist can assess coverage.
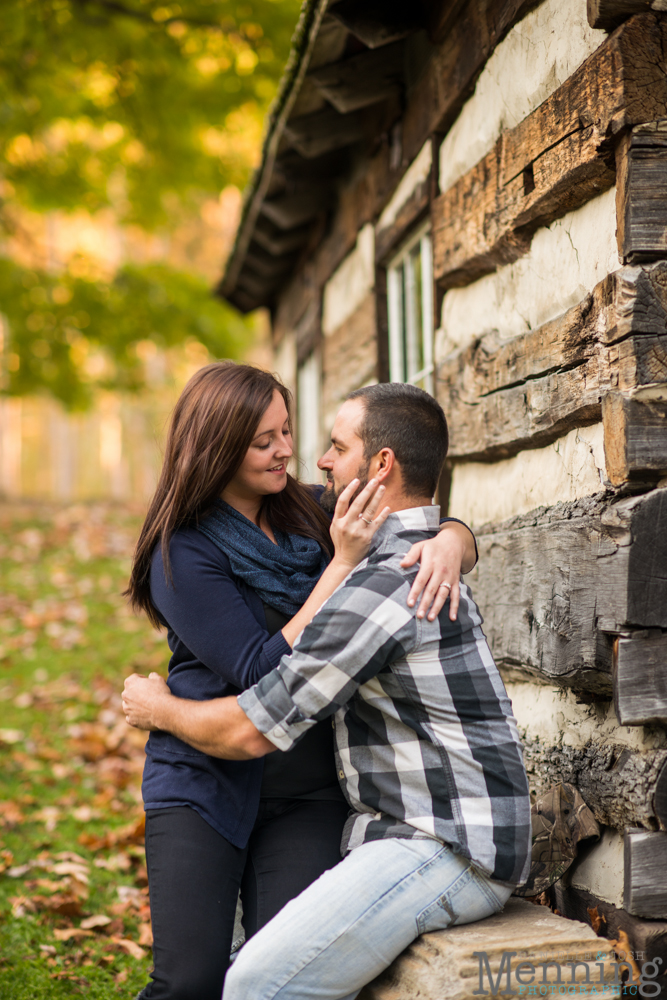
[238,564,418,751]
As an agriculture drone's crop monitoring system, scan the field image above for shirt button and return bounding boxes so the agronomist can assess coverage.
[272,725,285,739]
[338,770,345,780]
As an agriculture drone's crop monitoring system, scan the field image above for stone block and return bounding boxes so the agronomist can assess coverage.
[358,898,618,1000]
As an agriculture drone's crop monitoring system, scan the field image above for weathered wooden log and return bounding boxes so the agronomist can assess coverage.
[614,629,667,726]
[265,0,537,325]
[282,106,367,159]
[551,880,667,990]
[401,0,536,165]
[260,187,333,230]
[436,264,667,462]
[252,218,313,257]
[431,15,667,291]
[469,490,667,692]
[521,734,667,831]
[624,829,667,917]
[603,392,667,485]
[588,0,661,32]
[617,120,667,265]
[307,42,404,113]
[328,0,419,48]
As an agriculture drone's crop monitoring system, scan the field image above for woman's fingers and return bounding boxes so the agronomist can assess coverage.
[346,477,383,519]
[331,478,360,520]
[401,541,423,569]
[447,579,460,622]
[404,544,459,621]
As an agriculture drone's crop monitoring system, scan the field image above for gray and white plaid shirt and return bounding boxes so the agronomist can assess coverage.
[238,506,531,887]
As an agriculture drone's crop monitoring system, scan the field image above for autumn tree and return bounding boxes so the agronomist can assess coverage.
[0,0,301,406]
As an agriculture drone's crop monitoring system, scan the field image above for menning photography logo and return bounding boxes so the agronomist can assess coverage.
[472,950,664,997]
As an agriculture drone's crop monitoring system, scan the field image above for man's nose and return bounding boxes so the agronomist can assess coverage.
[317,447,334,470]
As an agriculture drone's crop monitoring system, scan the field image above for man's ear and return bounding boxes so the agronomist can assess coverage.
[374,448,396,483]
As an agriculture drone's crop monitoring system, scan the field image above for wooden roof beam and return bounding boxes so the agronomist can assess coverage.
[282,106,366,159]
[253,218,313,256]
[260,183,333,229]
[328,0,422,48]
[307,41,404,114]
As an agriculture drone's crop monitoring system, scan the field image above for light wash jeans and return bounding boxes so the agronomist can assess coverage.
[223,836,512,1000]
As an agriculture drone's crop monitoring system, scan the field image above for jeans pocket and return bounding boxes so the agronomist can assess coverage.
[416,865,509,935]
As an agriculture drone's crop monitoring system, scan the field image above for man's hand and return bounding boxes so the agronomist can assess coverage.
[401,521,476,623]
[121,673,275,759]
[122,672,171,731]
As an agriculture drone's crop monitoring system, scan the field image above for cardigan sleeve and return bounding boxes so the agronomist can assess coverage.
[150,529,292,693]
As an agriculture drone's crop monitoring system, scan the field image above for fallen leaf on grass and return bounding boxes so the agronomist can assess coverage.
[114,968,129,984]
[79,814,145,851]
[33,806,60,831]
[93,852,131,872]
[53,928,94,942]
[107,936,146,960]
[50,860,89,883]
[0,849,14,873]
[6,863,31,878]
[0,801,25,827]
[137,921,153,947]
[0,728,24,745]
[80,914,112,930]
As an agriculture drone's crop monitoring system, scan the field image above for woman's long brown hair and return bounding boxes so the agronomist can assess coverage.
[126,361,333,628]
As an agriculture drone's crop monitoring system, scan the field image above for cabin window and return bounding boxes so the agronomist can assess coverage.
[386,225,434,394]
[297,350,323,485]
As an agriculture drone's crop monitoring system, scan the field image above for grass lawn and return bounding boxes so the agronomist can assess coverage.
[0,500,166,998]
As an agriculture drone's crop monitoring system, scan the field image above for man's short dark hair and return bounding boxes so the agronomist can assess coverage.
[347,383,448,498]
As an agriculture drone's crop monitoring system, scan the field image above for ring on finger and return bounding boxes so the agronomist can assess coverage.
[357,513,373,525]
[439,582,451,590]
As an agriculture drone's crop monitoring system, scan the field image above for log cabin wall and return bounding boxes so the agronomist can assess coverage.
[220,0,667,981]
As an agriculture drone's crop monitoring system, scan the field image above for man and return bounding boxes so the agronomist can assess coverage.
[123,383,531,1000]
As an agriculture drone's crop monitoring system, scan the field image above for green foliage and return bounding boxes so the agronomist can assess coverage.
[0,0,301,405]
[0,258,250,407]
[0,0,301,227]
[0,502,163,997]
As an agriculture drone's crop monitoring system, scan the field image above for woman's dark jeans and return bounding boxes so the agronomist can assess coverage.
[137,799,350,1000]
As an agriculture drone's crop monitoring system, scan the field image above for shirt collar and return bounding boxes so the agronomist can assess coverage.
[370,505,440,551]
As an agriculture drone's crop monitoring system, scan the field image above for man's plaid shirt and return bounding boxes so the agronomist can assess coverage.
[238,506,531,887]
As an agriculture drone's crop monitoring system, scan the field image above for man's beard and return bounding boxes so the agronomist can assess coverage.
[319,460,370,514]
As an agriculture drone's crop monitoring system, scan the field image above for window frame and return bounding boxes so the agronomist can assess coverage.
[386,222,434,394]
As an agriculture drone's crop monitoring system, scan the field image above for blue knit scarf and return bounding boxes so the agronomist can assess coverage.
[198,499,329,616]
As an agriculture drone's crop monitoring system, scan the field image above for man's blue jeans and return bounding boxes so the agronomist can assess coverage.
[223,836,512,1000]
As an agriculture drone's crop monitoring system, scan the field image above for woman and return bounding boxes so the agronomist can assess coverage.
[125,362,476,1000]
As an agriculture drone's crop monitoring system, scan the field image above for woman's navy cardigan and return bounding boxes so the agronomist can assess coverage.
[142,509,476,849]
[143,527,292,848]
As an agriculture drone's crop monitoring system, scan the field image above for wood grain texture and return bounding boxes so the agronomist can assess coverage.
[617,120,667,265]
[614,630,667,726]
[268,0,539,323]
[436,264,667,462]
[327,0,420,48]
[551,881,667,991]
[603,392,667,485]
[401,0,536,167]
[624,829,667,917]
[431,15,667,291]
[522,737,667,831]
[468,490,667,693]
[588,0,656,31]
[307,42,404,113]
